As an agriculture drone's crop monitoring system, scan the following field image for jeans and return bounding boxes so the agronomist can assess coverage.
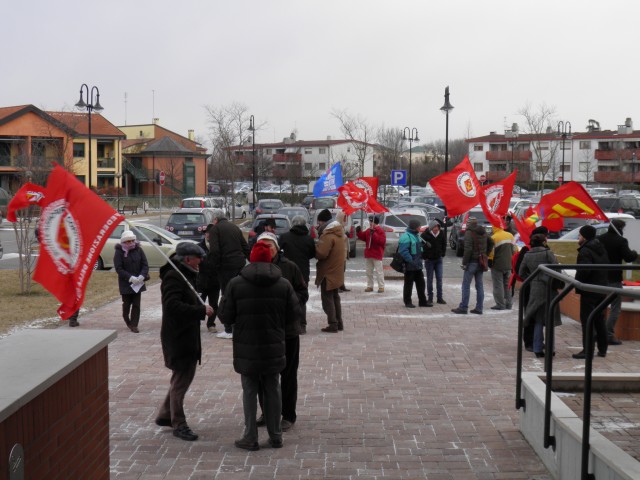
[606,281,623,338]
[403,270,427,306]
[490,269,512,309]
[425,258,443,301]
[241,373,282,443]
[459,262,484,312]
[158,361,197,429]
[533,323,544,353]
[365,258,385,289]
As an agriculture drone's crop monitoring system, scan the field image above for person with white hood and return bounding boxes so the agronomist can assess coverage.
[113,229,150,333]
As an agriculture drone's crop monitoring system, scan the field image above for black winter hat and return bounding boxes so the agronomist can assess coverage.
[317,209,332,222]
[579,225,597,241]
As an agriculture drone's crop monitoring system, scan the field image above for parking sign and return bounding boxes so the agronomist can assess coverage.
[391,170,407,186]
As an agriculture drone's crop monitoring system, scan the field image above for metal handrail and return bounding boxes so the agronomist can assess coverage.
[515,263,640,480]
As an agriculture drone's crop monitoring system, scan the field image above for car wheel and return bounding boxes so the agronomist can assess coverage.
[94,256,104,271]
[242,211,247,219]
[456,241,464,257]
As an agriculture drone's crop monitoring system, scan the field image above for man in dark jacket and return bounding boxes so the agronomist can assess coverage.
[279,215,315,334]
[421,219,446,306]
[197,224,221,333]
[573,225,610,359]
[451,217,493,314]
[255,232,306,431]
[156,243,213,441]
[218,240,301,451]
[209,209,250,339]
[598,219,638,345]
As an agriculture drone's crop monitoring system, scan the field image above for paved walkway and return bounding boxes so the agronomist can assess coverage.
[67,258,640,479]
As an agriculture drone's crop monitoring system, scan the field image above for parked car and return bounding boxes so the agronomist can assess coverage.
[301,195,314,209]
[375,208,430,257]
[395,201,446,223]
[310,208,357,258]
[554,222,610,241]
[595,196,640,219]
[94,221,197,270]
[277,206,310,226]
[180,197,218,209]
[226,201,249,219]
[165,208,215,240]
[249,214,292,241]
[310,196,338,211]
[449,207,493,257]
[255,198,284,215]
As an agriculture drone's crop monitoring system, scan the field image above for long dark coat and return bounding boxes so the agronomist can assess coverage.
[279,224,316,282]
[114,242,149,295]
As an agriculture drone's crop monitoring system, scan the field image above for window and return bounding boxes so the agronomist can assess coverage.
[561,142,572,150]
[579,141,591,150]
[73,143,85,158]
[266,149,272,155]
[561,164,570,172]
[319,147,326,154]
[538,142,549,151]
[536,163,549,172]
[473,163,483,171]
[318,163,326,170]
[304,163,312,171]
[473,144,483,151]
[304,148,312,154]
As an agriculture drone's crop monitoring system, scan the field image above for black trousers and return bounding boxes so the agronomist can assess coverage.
[200,285,220,328]
[259,336,300,423]
[218,267,243,333]
[158,361,197,429]
[122,292,142,327]
[580,295,608,355]
[403,270,427,306]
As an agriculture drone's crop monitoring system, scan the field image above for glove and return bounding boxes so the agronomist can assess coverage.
[356,226,361,233]
[137,275,145,284]
[129,276,136,283]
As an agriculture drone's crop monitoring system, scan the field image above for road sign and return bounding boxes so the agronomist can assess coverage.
[159,171,165,186]
[391,170,407,186]
[479,174,486,183]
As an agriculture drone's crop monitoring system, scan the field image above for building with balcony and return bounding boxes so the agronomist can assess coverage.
[467,117,640,186]
[0,104,125,193]
[119,123,209,197]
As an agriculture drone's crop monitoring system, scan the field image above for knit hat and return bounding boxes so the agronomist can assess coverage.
[120,230,136,243]
[429,220,440,230]
[257,232,279,249]
[611,218,626,231]
[408,219,421,230]
[317,209,332,222]
[250,240,273,263]
[176,242,205,258]
[531,225,549,236]
[579,225,597,241]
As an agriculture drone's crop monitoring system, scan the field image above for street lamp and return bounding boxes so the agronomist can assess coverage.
[557,121,572,185]
[402,127,419,196]
[633,152,637,185]
[248,115,257,204]
[115,172,122,213]
[440,86,454,243]
[507,124,519,175]
[75,84,103,189]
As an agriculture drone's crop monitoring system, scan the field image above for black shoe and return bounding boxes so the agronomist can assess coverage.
[69,320,80,327]
[300,326,307,335]
[267,438,283,448]
[572,351,593,360]
[235,437,259,451]
[451,308,467,314]
[337,324,344,331]
[173,425,198,441]
[281,419,294,432]
[490,306,505,311]
[437,299,447,305]
[470,309,483,315]
[597,351,607,358]
[256,414,265,427]
[418,302,431,307]
[321,326,339,333]
[524,345,534,352]
[405,303,416,308]
[608,337,622,346]
[155,417,172,427]
[534,351,545,358]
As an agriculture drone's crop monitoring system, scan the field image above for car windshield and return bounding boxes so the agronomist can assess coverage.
[314,198,336,208]
[137,224,181,240]
[181,199,204,208]
[596,198,616,209]
[560,223,608,240]
[253,218,290,230]
[260,201,282,209]
[385,214,427,228]
[168,213,206,225]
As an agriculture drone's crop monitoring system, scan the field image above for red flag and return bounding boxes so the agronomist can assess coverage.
[353,177,379,200]
[337,181,388,216]
[33,165,123,319]
[6,183,47,222]
[512,214,534,246]
[429,156,481,216]
[536,181,608,222]
[479,170,517,228]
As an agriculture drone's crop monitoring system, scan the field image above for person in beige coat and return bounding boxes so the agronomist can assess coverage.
[315,209,346,332]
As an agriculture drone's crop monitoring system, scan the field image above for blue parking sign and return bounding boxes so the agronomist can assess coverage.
[391,170,407,186]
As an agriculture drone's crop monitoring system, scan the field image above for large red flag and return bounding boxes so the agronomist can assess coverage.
[479,170,517,228]
[353,176,379,200]
[33,165,123,319]
[6,183,47,222]
[337,181,388,216]
[429,156,481,216]
[536,181,608,222]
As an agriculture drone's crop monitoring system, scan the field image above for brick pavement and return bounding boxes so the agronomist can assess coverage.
[65,257,640,479]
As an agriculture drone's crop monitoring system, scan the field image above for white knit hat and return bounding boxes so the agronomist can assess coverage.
[257,232,279,249]
[120,230,136,243]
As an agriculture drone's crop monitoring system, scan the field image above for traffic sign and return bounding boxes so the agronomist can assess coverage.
[479,174,486,183]
[159,170,165,186]
[391,170,407,186]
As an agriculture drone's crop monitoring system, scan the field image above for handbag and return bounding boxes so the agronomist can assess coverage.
[390,247,405,273]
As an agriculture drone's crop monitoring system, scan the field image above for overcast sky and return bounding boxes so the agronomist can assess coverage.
[4,0,639,148]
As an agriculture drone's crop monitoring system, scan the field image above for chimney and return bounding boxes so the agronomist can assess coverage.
[326,135,332,141]
[188,129,195,141]
[153,118,159,124]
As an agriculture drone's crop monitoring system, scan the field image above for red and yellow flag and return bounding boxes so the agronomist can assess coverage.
[536,181,608,223]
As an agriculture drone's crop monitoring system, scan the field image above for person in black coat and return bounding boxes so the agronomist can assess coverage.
[156,243,213,441]
[421,219,447,306]
[218,240,301,451]
[197,224,221,333]
[113,230,150,333]
[573,225,610,359]
[598,219,638,344]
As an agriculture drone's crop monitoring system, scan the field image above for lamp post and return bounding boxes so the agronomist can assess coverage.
[248,115,257,204]
[633,152,637,185]
[402,127,419,196]
[557,121,572,185]
[115,172,122,213]
[75,84,103,189]
[440,86,454,242]
[508,129,519,175]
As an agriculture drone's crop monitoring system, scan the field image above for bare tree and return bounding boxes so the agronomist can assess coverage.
[518,103,559,190]
[331,109,375,180]
[580,147,596,187]
[376,127,404,182]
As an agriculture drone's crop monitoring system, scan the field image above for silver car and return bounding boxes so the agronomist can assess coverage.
[375,209,430,257]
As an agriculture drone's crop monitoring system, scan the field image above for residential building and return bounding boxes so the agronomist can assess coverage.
[0,104,125,192]
[119,123,209,196]
[467,118,640,186]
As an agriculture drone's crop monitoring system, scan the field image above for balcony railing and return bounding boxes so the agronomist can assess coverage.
[486,150,532,161]
[272,153,302,163]
[594,149,640,161]
[594,171,640,183]
[486,170,531,182]
[97,157,115,169]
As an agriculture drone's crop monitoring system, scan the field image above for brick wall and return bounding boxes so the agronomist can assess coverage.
[0,348,110,480]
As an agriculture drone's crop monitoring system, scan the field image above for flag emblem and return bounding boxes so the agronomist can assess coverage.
[40,199,82,275]
[457,172,477,197]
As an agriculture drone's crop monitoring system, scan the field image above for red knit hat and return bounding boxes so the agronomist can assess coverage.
[250,240,273,263]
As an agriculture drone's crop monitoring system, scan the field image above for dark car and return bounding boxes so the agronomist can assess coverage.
[277,206,310,226]
[449,207,493,257]
[255,198,284,215]
[165,208,215,240]
[310,196,338,211]
[595,196,640,219]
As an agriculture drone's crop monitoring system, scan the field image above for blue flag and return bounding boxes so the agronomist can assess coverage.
[313,162,343,197]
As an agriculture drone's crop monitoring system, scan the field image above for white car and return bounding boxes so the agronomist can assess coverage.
[226,202,249,219]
